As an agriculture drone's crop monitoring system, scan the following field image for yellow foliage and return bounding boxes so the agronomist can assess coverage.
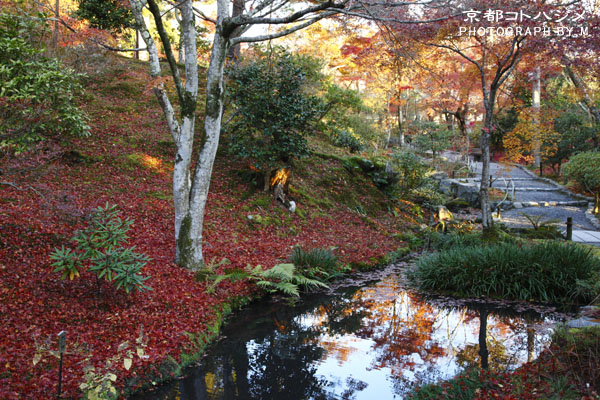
[503,108,560,164]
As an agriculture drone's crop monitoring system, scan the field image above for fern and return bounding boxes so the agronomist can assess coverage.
[208,263,328,297]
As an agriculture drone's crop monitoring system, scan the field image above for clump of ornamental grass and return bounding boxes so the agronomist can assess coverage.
[288,246,343,281]
[409,241,600,304]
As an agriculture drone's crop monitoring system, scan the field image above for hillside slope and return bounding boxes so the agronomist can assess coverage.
[0,55,414,398]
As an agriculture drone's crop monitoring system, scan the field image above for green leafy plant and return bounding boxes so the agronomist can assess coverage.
[50,203,151,294]
[411,121,452,158]
[80,327,147,400]
[318,83,369,151]
[343,156,398,189]
[194,256,231,282]
[210,263,328,297]
[332,129,365,152]
[0,7,89,152]
[75,0,135,32]
[391,150,430,195]
[226,49,325,181]
[288,246,340,281]
[564,151,600,214]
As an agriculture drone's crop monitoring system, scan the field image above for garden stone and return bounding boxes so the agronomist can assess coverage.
[439,178,453,195]
[454,181,480,207]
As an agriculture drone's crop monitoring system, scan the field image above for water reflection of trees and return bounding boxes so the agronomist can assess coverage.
[338,277,552,397]
[144,275,555,400]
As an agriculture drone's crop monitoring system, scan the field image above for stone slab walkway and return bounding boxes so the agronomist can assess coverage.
[572,230,600,246]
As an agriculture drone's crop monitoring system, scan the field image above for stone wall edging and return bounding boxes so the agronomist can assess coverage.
[585,206,600,230]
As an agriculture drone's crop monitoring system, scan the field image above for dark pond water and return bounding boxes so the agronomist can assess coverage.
[135,263,572,400]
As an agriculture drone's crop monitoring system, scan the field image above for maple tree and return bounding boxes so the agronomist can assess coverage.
[389,0,595,229]
[503,107,560,167]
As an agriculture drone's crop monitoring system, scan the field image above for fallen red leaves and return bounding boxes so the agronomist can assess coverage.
[0,60,405,399]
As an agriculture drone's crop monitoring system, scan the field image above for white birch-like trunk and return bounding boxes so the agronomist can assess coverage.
[129,0,346,269]
[180,19,229,269]
[131,0,211,269]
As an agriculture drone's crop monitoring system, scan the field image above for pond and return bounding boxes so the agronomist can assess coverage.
[135,263,572,400]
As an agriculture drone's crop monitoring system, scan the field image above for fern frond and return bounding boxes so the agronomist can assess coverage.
[261,263,295,280]
[270,282,300,297]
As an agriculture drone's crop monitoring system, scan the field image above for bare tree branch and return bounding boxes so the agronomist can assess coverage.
[232,11,339,44]
[1,181,46,199]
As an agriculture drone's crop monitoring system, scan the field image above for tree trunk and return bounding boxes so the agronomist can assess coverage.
[398,107,405,146]
[175,9,185,63]
[480,103,494,230]
[527,324,535,363]
[264,170,271,192]
[227,0,244,62]
[178,24,229,269]
[52,0,59,49]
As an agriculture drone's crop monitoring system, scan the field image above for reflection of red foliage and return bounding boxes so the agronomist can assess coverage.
[0,61,404,399]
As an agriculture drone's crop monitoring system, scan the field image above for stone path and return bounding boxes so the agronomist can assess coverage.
[464,158,599,245]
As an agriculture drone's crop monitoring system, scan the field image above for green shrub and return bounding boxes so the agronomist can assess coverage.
[50,204,151,294]
[343,156,398,189]
[332,129,364,152]
[428,231,485,250]
[564,151,600,212]
[0,7,89,152]
[428,230,515,251]
[410,241,600,304]
[289,247,340,281]
[226,50,324,174]
[408,180,448,207]
[392,150,430,194]
[411,121,452,157]
[75,0,134,32]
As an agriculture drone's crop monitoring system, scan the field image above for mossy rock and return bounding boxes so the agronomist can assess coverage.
[445,198,470,210]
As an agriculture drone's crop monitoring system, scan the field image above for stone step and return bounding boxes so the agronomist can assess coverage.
[495,200,589,209]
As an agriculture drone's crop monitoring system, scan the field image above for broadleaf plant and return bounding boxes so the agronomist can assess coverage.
[50,203,151,294]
